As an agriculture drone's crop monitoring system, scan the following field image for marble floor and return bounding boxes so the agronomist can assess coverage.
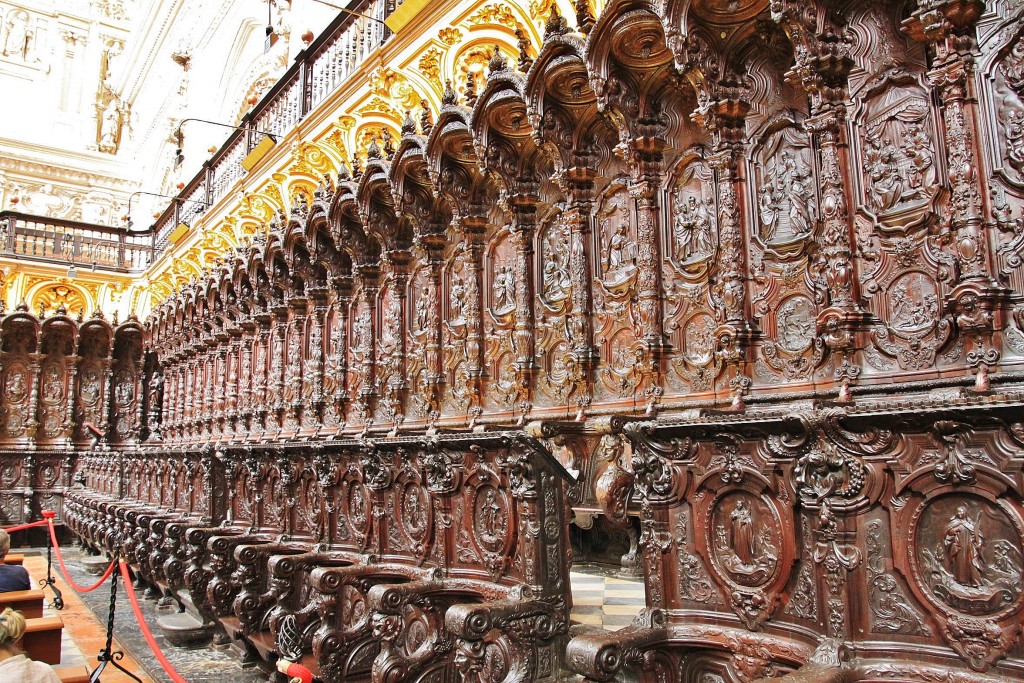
[569,564,646,631]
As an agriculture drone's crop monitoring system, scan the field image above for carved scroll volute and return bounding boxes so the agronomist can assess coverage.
[891,467,1024,671]
[694,437,795,630]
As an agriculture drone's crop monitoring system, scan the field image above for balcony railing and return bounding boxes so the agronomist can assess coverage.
[0,211,154,273]
[153,0,391,250]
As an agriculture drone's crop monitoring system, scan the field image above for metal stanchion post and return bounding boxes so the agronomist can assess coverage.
[90,558,142,683]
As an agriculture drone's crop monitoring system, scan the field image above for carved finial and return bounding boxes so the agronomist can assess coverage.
[575,0,595,36]
[419,99,434,136]
[442,79,457,106]
[338,161,352,181]
[516,27,533,72]
[464,71,478,108]
[16,300,28,312]
[56,303,68,316]
[367,135,382,160]
[488,44,507,74]
[545,5,569,39]
[402,109,416,136]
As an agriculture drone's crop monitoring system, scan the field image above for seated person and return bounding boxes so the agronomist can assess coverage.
[0,530,30,592]
[0,607,61,682]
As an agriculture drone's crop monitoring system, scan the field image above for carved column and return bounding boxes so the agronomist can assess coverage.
[561,167,599,410]
[423,237,445,421]
[63,352,79,443]
[331,278,352,425]
[307,288,328,432]
[460,216,487,418]
[509,191,539,413]
[626,138,668,352]
[26,349,41,443]
[904,0,1004,388]
[779,12,866,396]
[355,267,378,424]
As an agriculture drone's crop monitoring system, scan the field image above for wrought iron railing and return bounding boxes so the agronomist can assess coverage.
[153,0,392,249]
[0,211,154,273]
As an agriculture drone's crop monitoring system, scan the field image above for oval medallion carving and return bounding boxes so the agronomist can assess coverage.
[472,484,510,554]
[913,495,1023,617]
[400,483,430,543]
[710,493,781,589]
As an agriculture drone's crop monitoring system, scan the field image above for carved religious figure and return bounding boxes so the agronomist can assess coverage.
[480,489,502,539]
[943,506,984,588]
[729,499,756,565]
[759,150,816,242]
[674,195,714,260]
[449,276,467,323]
[492,265,515,314]
[2,9,29,60]
[603,222,636,282]
[863,133,903,213]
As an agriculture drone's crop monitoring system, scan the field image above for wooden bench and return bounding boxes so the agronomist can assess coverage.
[18,615,63,665]
[56,665,92,682]
[3,553,24,565]
[0,588,45,618]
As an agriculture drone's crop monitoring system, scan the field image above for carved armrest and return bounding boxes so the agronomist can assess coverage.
[445,594,566,644]
[367,576,445,614]
[268,550,362,580]
[564,611,669,682]
[309,563,424,596]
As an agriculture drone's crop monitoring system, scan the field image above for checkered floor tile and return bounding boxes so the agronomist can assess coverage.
[570,564,646,631]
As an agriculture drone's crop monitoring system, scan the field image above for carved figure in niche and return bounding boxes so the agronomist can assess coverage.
[2,10,28,59]
[603,222,636,283]
[542,228,570,302]
[352,309,371,356]
[776,296,815,352]
[379,297,400,359]
[889,273,938,332]
[4,369,26,401]
[900,124,934,194]
[450,276,467,323]
[115,374,134,405]
[416,283,433,333]
[712,495,778,585]
[479,488,503,540]
[1004,109,1024,172]
[729,499,755,565]
[944,506,984,587]
[758,137,816,243]
[404,486,426,533]
[918,498,1023,615]
[674,195,714,260]
[42,364,64,403]
[863,133,903,213]
[492,265,515,314]
[80,368,101,404]
[98,99,124,154]
[349,484,367,530]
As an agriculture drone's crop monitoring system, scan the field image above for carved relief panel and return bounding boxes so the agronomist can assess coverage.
[406,267,438,421]
[0,317,37,442]
[593,183,645,402]
[346,294,373,424]
[665,155,723,394]
[485,230,519,411]
[442,249,473,416]
[535,211,574,406]
[853,76,942,233]
[37,323,73,441]
[375,283,404,423]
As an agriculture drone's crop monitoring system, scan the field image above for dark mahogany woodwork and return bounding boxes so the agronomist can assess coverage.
[10,0,1024,681]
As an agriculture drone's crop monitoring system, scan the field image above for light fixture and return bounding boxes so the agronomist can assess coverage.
[126,190,208,232]
[242,135,276,171]
[168,223,191,244]
[174,119,277,171]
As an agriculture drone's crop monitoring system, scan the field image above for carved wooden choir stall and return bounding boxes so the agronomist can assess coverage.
[5,0,1024,681]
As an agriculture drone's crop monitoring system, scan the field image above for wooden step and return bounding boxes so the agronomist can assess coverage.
[4,553,24,565]
[55,664,92,682]
[0,588,45,618]
[19,615,63,665]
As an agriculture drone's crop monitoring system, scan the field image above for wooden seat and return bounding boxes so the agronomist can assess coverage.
[55,665,92,682]
[3,553,24,565]
[18,615,63,665]
[0,588,45,618]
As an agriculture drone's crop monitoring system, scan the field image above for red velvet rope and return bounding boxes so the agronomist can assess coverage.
[46,518,117,593]
[119,559,189,683]
[1,519,49,533]
[277,660,314,683]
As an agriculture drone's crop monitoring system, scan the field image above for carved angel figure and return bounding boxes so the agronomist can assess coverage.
[604,222,636,281]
